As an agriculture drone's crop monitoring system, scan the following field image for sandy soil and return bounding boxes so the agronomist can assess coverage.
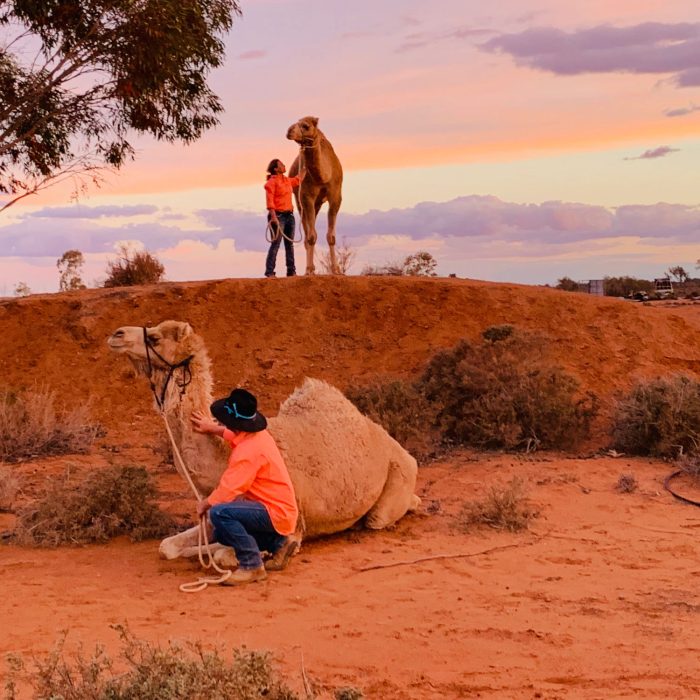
[2,277,700,698]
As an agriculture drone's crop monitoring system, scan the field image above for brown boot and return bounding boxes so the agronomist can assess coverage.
[221,565,267,586]
[265,538,299,572]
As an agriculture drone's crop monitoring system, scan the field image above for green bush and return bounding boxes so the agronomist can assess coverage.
[3,625,299,700]
[11,465,175,546]
[0,387,101,462]
[418,328,597,451]
[611,374,700,457]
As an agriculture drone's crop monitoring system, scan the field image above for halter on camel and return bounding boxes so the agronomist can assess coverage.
[142,327,232,592]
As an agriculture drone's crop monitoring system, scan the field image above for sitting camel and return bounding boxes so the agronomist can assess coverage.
[286,115,343,275]
[107,320,420,561]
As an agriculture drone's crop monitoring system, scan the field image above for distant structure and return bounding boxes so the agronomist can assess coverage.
[577,279,604,296]
[654,277,674,296]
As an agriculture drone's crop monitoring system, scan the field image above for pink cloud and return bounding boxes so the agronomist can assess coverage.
[237,50,267,60]
[482,22,700,87]
[624,145,680,160]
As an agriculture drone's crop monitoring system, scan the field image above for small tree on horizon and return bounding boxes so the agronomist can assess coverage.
[57,250,87,291]
[556,277,580,292]
[403,251,438,277]
[361,250,438,277]
[668,266,689,283]
[13,282,31,297]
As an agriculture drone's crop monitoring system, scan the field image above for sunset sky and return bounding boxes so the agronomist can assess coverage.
[1,0,699,294]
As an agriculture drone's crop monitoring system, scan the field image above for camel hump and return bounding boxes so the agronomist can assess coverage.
[278,377,356,418]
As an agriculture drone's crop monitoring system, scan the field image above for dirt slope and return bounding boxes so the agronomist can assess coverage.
[2,277,700,699]
[2,276,700,437]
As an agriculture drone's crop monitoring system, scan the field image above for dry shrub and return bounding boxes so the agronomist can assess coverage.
[419,327,598,451]
[103,244,165,287]
[611,374,700,458]
[318,239,356,274]
[11,465,175,546]
[458,477,537,532]
[345,379,436,459]
[0,387,101,462]
[615,473,638,493]
[3,624,298,700]
[676,452,700,481]
[346,327,597,456]
[335,689,364,700]
[0,463,20,511]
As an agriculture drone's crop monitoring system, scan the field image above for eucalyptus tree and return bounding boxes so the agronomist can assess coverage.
[0,0,241,212]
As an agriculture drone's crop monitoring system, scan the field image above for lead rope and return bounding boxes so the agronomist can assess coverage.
[159,412,233,592]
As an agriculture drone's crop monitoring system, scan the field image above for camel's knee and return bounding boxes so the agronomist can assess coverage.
[408,494,422,512]
[364,457,418,529]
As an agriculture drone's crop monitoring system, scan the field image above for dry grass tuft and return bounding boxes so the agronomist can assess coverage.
[3,624,299,700]
[0,386,102,463]
[611,374,700,458]
[11,465,175,546]
[0,463,20,511]
[615,473,638,493]
[458,478,538,532]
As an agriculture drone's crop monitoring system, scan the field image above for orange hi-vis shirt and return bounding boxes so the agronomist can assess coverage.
[264,174,300,212]
[206,429,299,536]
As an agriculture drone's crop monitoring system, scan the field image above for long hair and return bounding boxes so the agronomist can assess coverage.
[266,159,281,181]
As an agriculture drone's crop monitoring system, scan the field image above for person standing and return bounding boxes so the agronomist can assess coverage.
[191,388,300,585]
[264,158,303,278]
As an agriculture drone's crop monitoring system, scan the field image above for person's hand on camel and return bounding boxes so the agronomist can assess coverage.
[196,497,211,518]
[191,410,224,436]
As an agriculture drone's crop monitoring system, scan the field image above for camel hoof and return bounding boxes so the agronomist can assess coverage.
[213,547,239,569]
[408,494,422,512]
[159,539,181,560]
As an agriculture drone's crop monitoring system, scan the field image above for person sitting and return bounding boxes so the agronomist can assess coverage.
[191,388,299,585]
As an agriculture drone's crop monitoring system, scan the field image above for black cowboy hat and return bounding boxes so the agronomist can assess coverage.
[210,388,267,433]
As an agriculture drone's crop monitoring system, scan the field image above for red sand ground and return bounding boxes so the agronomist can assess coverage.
[2,277,700,698]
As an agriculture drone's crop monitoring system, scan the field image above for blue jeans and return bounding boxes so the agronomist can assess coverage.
[265,211,296,277]
[209,500,286,569]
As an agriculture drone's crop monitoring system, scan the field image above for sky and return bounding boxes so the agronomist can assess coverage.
[1,0,699,294]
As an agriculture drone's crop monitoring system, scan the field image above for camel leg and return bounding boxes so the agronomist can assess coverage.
[159,521,215,560]
[300,196,317,275]
[364,452,419,529]
[326,195,342,274]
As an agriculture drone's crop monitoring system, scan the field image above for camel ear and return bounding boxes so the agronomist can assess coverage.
[309,116,319,126]
[175,322,193,341]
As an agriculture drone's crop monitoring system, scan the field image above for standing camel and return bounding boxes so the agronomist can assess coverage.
[286,116,343,275]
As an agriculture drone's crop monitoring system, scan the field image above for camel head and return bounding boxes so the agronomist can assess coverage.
[107,320,200,378]
[286,115,320,145]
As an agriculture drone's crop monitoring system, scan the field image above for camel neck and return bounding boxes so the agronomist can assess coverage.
[303,138,326,178]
